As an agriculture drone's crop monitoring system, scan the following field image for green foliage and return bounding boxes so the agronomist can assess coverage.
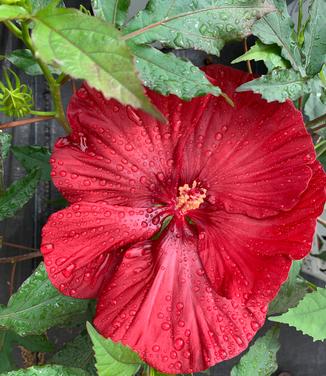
[315,140,326,169]
[270,288,326,341]
[0,365,89,376]
[0,263,90,336]
[125,0,274,56]
[87,322,142,376]
[32,7,163,121]
[91,0,130,27]
[269,261,308,315]
[304,73,326,121]
[0,5,29,21]
[12,146,51,181]
[0,169,41,221]
[232,40,290,71]
[231,327,280,376]
[302,0,326,76]
[131,44,222,100]
[0,131,12,160]
[0,329,53,373]
[237,69,312,102]
[51,332,97,376]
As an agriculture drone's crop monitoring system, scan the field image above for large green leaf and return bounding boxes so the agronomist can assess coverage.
[87,323,142,376]
[303,0,326,76]
[51,332,96,376]
[0,263,90,336]
[252,1,304,75]
[124,0,275,56]
[131,44,222,100]
[0,169,41,221]
[0,5,29,22]
[232,40,290,71]
[91,0,130,27]
[0,132,12,160]
[32,7,163,121]
[270,287,326,341]
[268,261,307,315]
[12,146,51,181]
[0,365,89,376]
[231,327,280,376]
[237,69,312,102]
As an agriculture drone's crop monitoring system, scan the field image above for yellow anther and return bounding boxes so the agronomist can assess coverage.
[176,181,207,213]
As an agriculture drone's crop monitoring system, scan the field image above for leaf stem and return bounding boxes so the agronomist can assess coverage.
[0,251,42,264]
[317,217,326,228]
[243,38,253,74]
[306,113,326,128]
[0,116,54,130]
[4,20,23,39]
[30,110,56,116]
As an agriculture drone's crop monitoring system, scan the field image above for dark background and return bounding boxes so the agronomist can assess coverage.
[1,0,326,375]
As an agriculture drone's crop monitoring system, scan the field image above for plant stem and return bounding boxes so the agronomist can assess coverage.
[311,123,326,133]
[0,251,42,264]
[21,22,71,133]
[0,116,54,130]
[243,38,253,74]
[317,217,326,228]
[306,113,326,128]
[4,20,23,40]
[2,241,39,252]
[30,110,56,116]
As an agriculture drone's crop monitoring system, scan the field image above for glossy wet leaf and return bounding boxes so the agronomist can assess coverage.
[131,44,222,100]
[0,5,29,22]
[12,146,51,181]
[231,327,280,376]
[0,169,41,221]
[0,365,89,376]
[125,0,275,55]
[32,8,163,121]
[0,131,11,160]
[303,0,326,76]
[232,40,290,71]
[51,331,96,376]
[237,69,311,102]
[91,0,130,27]
[270,287,326,341]
[87,322,142,376]
[268,261,307,315]
[304,74,326,121]
[0,263,90,336]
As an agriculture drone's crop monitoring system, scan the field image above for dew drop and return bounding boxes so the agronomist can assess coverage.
[174,338,185,351]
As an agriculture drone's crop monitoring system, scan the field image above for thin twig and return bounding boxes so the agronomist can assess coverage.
[0,116,54,130]
[0,251,42,264]
[317,217,326,228]
[72,80,77,94]
[310,123,326,133]
[9,263,16,296]
[306,113,326,128]
[243,38,253,74]
[2,241,39,252]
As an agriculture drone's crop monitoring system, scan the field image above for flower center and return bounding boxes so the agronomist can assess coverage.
[176,181,207,213]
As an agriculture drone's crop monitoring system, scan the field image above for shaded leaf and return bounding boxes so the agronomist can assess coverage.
[131,44,222,100]
[232,40,290,71]
[304,73,326,121]
[91,0,130,27]
[303,0,326,76]
[12,146,51,181]
[0,5,29,22]
[87,322,142,376]
[237,69,311,102]
[124,0,275,56]
[0,169,41,221]
[0,263,90,336]
[311,250,326,262]
[270,287,326,341]
[30,0,64,12]
[0,131,11,160]
[269,260,307,315]
[315,140,326,169]
[231,327,280,376]
[0,365,89,376]
[32,7,163,121]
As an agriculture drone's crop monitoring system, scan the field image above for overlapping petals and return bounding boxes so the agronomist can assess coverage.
[41,64,326,374]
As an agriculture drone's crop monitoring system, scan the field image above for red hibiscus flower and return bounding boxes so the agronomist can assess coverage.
[41,64,326,374]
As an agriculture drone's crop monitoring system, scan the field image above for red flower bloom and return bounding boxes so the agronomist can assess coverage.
[41,65,325,374]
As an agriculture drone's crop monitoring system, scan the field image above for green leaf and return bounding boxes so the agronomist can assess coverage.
[0,5,29,21]
[0,263,90,336]
[51,332,96,376]
[30,0,64,13]
[252,2,304,75]
[7,49,59,76]
[124,0,275,56]
[91,0,130,27]
[311,250,326,262]
[232,40,290,71]
[131,44,222,100]
[303,0,326,76]
[87,322,142,376]
[270,287,326,341]
[0,169,41,221]
[0,365,89,376]
[231,327,280,376]
[12,146,51,181]
[315,140,326,168]
[268,261,308,315]
[304,72,326,121]
[0,131,12,160]
[32,8,163,122]
[237,69,312,102]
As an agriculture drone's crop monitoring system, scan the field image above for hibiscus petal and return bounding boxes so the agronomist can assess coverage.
[177,64,316,218]
[94,223,274,373]
[41,202,162,298]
